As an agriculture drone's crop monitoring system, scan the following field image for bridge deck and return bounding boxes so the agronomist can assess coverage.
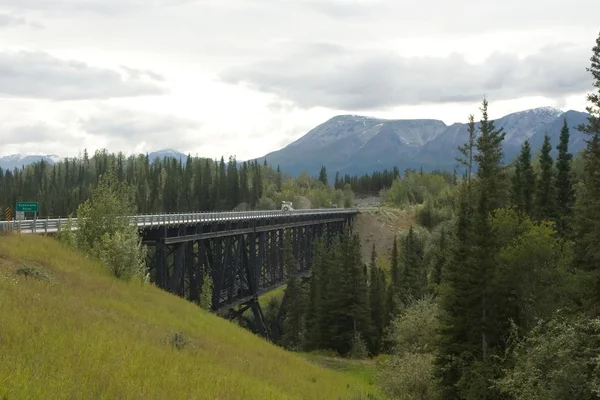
[0,208,359,234]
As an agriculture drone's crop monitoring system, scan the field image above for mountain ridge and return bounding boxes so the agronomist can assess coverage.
[259,106,590,175]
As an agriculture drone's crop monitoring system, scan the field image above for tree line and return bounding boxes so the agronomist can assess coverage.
[0,152,354,219]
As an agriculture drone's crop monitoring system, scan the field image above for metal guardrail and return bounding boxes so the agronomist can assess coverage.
[0,208,359,235]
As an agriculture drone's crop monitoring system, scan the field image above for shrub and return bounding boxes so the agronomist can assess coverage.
[348,331,369,359]
[497,316,600,400]
[386,295,439,355]
[199,273,213,310]
[169,331,189,350]
[94,230,145,280]
[377,296,442,399]
[15,265,52,282]
[62,171,147,281]
[377,352,441,400]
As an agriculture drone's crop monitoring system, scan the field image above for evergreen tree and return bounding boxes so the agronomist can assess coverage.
[348,234,371,354]
[239,162,249,205]
[456,114,477,184]
[368,244,386,354]
[535,135,556,221]
[201,159,212,210]
[431,228,446,287]
[318,166,328,185]
[400,226,424,301]
[386,235,400,326]
[281,231,304,349]
[275,165,282,192]
[304,236,325,350]
[555,120,575,235]
[574,31,600,312]
[437,98,506,399]
[511,139,536,216]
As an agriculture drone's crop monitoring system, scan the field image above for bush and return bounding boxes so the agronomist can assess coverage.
[61,172,147,281]
[15,265,52,282]
[377,296,442,399]
[497,316,600,400]
[94,230,145,280]
[256,196,276,210]
[386,295,439,355]
[199,273,213,310]
[169,331,189,350]
[377,352,441,400]
[348,331,369,359]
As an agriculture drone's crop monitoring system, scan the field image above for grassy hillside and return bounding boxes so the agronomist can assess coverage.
[0,235,380,400]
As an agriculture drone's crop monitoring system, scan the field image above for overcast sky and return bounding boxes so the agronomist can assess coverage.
[0,0,598,160]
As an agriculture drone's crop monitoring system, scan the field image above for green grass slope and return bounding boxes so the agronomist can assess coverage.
[0,235,379,400]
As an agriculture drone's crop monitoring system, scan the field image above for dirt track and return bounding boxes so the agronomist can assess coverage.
[354,207,417,263]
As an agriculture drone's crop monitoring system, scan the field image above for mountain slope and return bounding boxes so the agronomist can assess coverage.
[261,115,447,175]
[0,235,377,400]
[262,107,590,175]
[416,106,566,169]
[148,148,188,163]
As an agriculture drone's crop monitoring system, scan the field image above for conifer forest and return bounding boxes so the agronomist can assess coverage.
[2,30,600,400]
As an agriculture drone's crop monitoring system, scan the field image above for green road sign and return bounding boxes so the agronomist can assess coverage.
[16,202,38,212]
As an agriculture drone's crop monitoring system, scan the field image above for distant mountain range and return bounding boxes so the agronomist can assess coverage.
[258,107,591,176]
[0,149,189,170]
[0,154,62,170]
[2,107,592,175]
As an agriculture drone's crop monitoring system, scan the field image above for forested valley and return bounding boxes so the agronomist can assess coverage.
[2,30,599,400]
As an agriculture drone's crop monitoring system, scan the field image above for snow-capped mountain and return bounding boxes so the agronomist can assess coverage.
[259,107,590,175]
[0,154,61,170]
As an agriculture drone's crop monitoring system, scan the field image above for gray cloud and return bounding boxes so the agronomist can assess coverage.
[220,42,593,110]
[0,13,26,27]
[1,122,72,145]
[0,0,194,16]
[80,106,201,145]
[0,51,167,100]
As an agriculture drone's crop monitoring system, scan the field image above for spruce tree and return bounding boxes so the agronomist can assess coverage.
[304,236,325,350]
[555,119,574,235]
[368,244,386,354]
[456,114,476,184]
[511,139,536,216]
[574,31,600,312]
[437,98,506,399]
[400,226,424,301]
[431,227,446,287]
[348,234,371,354]
[282,231,304,349]
[318,166,328,185]
[386,235,400,326]
[535,135,556,221]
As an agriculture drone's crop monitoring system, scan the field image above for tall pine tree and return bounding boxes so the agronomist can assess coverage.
[535,135,556,221]
[574,31,600,313]
[368,244,386,354]
[511,139,536,216]
[437,98,507,399]
[555,119,574,235]
[281,231,304,349]
[386,235,400,326]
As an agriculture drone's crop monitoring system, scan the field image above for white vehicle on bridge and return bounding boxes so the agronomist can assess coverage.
[281,201,294,212]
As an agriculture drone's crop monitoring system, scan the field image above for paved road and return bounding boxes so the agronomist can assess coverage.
[0,208,359,234]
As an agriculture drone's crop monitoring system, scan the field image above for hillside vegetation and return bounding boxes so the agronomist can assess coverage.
[0,235,379,400]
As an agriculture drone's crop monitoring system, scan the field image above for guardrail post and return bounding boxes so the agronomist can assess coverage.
[45,217,48,234]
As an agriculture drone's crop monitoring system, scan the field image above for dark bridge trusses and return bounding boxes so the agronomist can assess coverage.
[142,211,356,333]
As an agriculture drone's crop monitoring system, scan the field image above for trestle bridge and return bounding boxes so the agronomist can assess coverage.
[0,209,358,335]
